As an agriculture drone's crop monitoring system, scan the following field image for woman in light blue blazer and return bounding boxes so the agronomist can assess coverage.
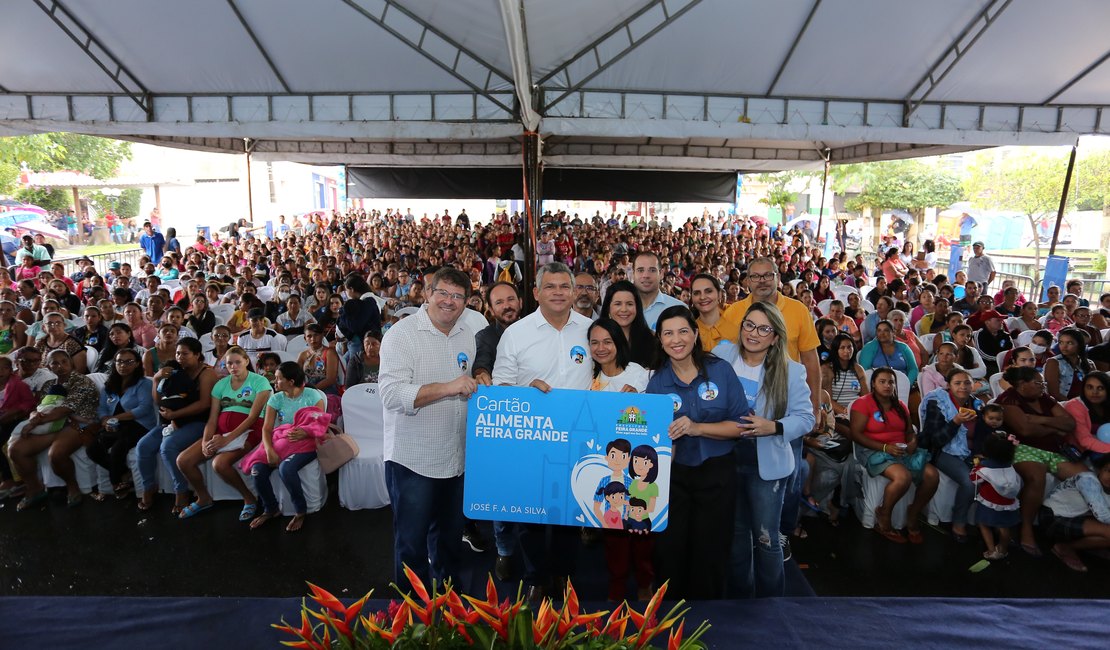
[714,301,815,598]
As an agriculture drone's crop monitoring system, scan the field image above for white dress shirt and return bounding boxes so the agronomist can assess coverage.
[379,306,479,478]
[492,309,593,390]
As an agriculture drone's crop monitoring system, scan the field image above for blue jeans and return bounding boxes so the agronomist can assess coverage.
[493,521,518,557]
[933,452,974,526]
[250,451,317,515]
[728,462,787,599]
[778,438,805,535]
[384,460,464,590]
[136,421,205,494]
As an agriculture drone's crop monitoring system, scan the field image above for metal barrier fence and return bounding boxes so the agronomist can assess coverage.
[54,248,145,277]
[933,260,1036,299]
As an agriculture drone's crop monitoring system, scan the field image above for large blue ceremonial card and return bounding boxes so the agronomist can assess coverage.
[465,386,672,532]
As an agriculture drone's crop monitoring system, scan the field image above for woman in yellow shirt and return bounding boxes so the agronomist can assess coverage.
[690,274,739,352]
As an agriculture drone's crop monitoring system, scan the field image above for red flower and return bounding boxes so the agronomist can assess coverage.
[668,620,686,650]
[306,583,344,615]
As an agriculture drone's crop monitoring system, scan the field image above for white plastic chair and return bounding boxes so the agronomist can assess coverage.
[257,286,276,302]
[964,346,987,379]
[1015,330,1036,347]
[817,299,833,316]
[832,286,858,302]
[86,346,99,372]
[988,372,1004,399]
[285,334,308,355]
[860,299,876,314]
[338,383,390,510]
[918,333,937,357]
[1101,327,1110,342]
[849,441,916,530]
[198,332,214,350]
[275,350,299,363]
[210,304,234,323]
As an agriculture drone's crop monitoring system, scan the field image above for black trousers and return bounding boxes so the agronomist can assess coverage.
[659,453,737,600]
[518,524,580,589]
[85,421,146,486]
[0,419,17,481]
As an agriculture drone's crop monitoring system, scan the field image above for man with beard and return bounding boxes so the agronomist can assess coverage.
[573,272,599,319]
[472,281,523,579]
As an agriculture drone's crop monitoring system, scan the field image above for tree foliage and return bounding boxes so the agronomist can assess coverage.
[963,150,1070,283]
[755,171,815,215]
[841,160,962,214]
[87,188,142,219]
[0,133,131,194]
[14,187,71,213]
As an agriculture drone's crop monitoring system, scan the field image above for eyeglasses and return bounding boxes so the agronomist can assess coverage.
[432,288,465,302]
[213,333,230,339]
[748,271,777,282]
[115,358,138,366]
[575,285,597,292]
[741,321,775,336]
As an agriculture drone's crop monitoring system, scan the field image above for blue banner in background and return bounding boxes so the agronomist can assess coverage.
[948,245,963,276]
[465,386,673,532]
[1041,255,1070,301]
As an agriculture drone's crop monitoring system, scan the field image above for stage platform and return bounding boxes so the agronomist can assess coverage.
[2,595,1102,648]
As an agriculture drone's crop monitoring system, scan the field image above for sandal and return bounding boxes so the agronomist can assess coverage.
[66,493,83,508]
[983,549,1008,561]
[1019,541,1044,558]
[178,501,214,519]
[907,528,925,545]
[1053,544,1088,573]
[801,495,822,513]
[249,510,280,530]
[114,482,134,500]
[137,498,153,512]
[16,491,48,512]
[90,491,110,502]
[239,502,258,522]
[286,514,305,533]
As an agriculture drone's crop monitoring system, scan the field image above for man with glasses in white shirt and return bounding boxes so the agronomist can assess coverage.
[493,262,593,602]
[379,267,479,591]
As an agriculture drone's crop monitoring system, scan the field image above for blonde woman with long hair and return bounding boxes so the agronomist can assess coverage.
[714,301,815,598]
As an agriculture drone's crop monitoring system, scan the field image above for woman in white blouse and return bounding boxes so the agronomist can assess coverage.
[588,318,649,393]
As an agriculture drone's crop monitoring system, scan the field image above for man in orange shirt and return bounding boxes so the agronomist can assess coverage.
[723,257,820,418]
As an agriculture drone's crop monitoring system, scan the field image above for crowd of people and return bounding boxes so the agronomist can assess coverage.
[2,206,1109,602]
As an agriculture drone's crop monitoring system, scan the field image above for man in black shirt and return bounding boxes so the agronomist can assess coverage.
[471,281,523,579]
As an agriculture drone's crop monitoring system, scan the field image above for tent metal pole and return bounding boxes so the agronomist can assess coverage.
[245,152,255,223]
[815,155,829,246]
[1049,145,1077,257]
[521,131,542,310]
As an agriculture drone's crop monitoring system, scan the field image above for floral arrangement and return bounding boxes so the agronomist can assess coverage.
[274,566,709,649]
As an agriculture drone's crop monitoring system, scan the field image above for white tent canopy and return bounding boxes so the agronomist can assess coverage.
[1,0,1107,171]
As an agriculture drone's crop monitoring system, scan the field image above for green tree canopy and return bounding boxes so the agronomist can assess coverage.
[841,160,962,214]
[964,150,1070,283]
[0,133,131,195]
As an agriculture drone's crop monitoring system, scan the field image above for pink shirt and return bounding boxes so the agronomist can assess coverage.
[0,375,35,416]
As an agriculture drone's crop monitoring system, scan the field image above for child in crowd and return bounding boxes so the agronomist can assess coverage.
[968,403,1005,458]
[28,385,68,435]
[257,352,282,387]
[1042,455,1110,572]
[970,431,1022,560]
